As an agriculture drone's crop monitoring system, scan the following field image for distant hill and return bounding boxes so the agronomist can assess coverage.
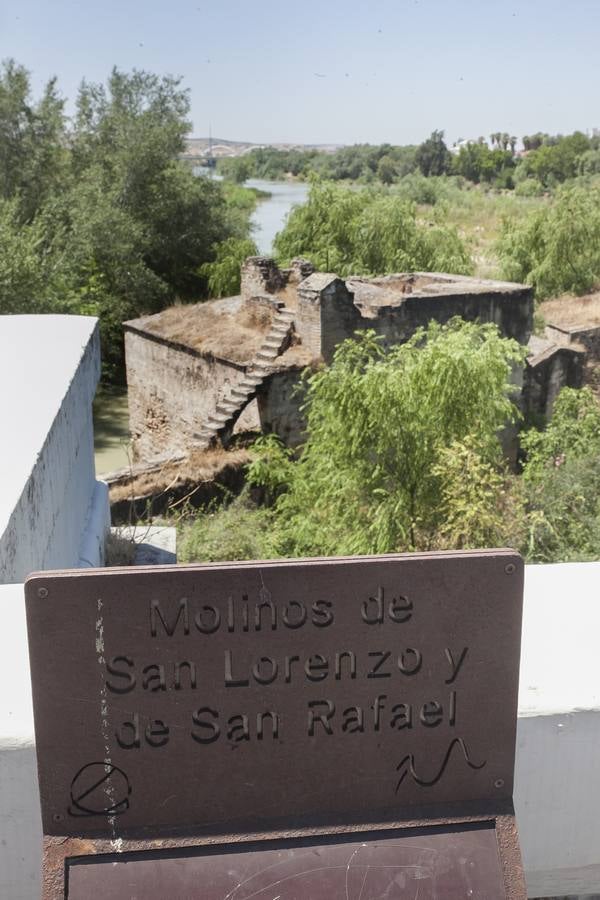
[182,137,344,160]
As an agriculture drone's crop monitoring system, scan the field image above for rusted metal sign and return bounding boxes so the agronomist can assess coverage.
[26,551,523,839]
[66,823,508,899]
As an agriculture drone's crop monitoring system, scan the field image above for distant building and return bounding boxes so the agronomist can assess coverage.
[450,137,485,155]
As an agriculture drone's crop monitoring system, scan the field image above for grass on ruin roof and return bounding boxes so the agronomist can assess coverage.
[132,299,274,365]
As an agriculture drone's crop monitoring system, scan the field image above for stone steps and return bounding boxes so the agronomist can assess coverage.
[194,308,294,450]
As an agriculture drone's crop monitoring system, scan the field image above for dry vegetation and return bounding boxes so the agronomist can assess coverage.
[104,529,137,566]
[109,447,251,504]
[129,298,273,365]
[539,292,600,328]
[419,186,548,280]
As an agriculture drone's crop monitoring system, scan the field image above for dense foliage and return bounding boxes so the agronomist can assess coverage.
[453,142,515,188]
[522,388,600,561]
[217,129,598,194]
[497,186,600,297]
[245,321,525,556]
[199,237,258,297]
[415,130,453,177]
[178,494,277,564]
[218,143,418,185]
[0,61,255,380]
[273,180,473,276]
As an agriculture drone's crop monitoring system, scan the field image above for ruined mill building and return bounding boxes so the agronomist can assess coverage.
[124,257,580,464]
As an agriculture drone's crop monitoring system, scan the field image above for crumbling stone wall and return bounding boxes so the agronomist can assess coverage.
[295,274,361,361]
[125,329,259,461]
[369,287,532,348]
[241,257,315,311]
[295,271,533,363]
[257,369,308,448]
[241,257,288,300]
[124,262,540,463]
[545,322,600,361]
[524,344,584,421]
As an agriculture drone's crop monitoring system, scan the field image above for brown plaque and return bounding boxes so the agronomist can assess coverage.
[26,551,523,839]
[66,823,508,899]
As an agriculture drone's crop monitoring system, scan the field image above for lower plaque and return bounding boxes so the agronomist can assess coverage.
[67,823,506,899]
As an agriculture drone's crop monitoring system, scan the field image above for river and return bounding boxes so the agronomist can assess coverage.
[93,177,308,475]
[245,178,309,255]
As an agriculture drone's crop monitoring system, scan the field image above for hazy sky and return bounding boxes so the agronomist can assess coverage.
[2,0,599,145]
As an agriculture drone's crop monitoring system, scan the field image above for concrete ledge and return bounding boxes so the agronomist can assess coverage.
[1,563,600,898]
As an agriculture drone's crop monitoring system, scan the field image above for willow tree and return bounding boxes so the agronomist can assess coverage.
[274,179,472,277]
[249,319,526,556]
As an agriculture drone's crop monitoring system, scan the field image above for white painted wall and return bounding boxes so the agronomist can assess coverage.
[0,583,40,900]
[1,564,599,899]
[0,315,109,583]
[516,562,600,899]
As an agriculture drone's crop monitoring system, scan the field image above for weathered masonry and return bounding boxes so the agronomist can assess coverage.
[124,257,573,463]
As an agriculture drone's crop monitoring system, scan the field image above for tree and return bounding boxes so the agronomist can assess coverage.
[497,185,600,297]
[273,179,473,276]
[376,154,396,185]
[200,237,258,297]
[452,142,514,185]
[521,387,600,480]
[415,130,452,177]
[58,69,240,376]
[0,63,255,381]
[0,59,67,222]
[249,320,526,556]
[433,436,525,550]
[517,131,591,186]
[219,156,254,183]
[516,387,600,563]
[0,197,66,313]
[578,148,600,176]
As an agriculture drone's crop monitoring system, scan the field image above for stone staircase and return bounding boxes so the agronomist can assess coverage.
[194,306,294,449]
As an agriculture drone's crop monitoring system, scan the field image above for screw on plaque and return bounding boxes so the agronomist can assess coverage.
[504,564,515,575]
[494,778,505,789]
[38,587,48,598]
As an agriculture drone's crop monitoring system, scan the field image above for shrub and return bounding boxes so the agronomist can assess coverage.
[524,454,600,562]
[249,320,525,556]
[520,388,600,562]
[200,237,258,297]
[514,178,544,198]
[497,186,600,297]
[521,387,600,481]
[433,436,526,550]
[177,494,278,563]
[274,179,473,277]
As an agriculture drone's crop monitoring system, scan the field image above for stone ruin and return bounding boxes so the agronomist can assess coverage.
[123,257,580,464]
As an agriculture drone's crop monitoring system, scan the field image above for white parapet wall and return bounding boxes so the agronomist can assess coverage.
[0,313,110,898]
[0,315,110,583]
[0,563,599,899]
[516,562,600,899]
